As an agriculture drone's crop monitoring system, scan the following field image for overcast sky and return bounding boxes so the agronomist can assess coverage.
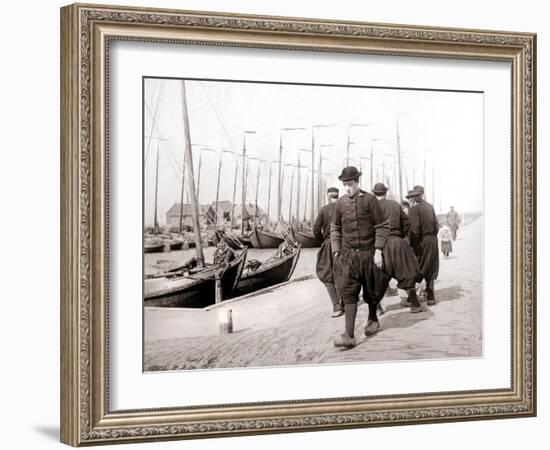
[144,78,483,226]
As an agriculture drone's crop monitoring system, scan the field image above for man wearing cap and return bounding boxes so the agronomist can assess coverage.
[313,187,343,317]
[407,186,440,304]
[331,166,390,348]
[372,183,426,312]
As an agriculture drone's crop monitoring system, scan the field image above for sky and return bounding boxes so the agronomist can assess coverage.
[143,78,483,226]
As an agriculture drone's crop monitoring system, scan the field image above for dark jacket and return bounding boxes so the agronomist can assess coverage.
[409,199,439,249]
[330,189,389,252]
[313,203,336,242]
[378,198,410,238]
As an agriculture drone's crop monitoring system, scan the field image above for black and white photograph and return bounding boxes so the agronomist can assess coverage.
[143,77,483,371]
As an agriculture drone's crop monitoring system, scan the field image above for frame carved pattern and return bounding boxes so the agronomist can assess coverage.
[62,3,536,446]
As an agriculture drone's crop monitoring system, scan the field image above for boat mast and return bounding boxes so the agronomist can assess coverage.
[396,118,404,202]
[303,171,309,222]
[254,159,263,223]
[241,131,255,234]
[310,130,315,227]
[287,165,295,225]
[180,81,205,266]
[153,143,160,234]
[214,150,223,227]
[266,162,272,227]
[178,148,186,235]
[230,157,238,230]
[295,154,301,227]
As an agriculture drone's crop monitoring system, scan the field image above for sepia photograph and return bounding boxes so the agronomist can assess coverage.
[143,77,483,372]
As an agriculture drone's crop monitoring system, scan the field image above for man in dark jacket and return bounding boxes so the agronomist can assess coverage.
[407,186,439,304]
[331,167,390,348]
[313,187,343,317]
[372,183,426,312]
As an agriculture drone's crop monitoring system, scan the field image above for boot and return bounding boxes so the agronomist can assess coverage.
[326,283,344,317]
[409,289,428,313]
[426,280,436,305]
[333,333,356,348]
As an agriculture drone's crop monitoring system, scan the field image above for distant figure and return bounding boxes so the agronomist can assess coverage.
[407,186,439,305]
[372,183,425,313]
[331,166,389,349]
[439,225,453,259]
[401,199,410,216]
[313,187,343,318]
[447,206,460,241]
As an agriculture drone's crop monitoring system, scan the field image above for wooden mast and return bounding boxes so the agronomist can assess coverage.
[180,80,204,266]
[153,143,160,234]
[287,166,294,225]
[230,157,238,230]
[241,134,247,235]
[266,162,272,228]
[310,130,315,227]
[178,148,186,235]
[396,118,404,202]
[295,154,301,227]
[214,151,223,226]
[277,132,283,222]
[303,171,309,222]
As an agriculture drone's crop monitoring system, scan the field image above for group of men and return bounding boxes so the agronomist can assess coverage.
[313,165,440,349]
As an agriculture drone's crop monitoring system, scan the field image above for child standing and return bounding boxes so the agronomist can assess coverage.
[439,225,453,259]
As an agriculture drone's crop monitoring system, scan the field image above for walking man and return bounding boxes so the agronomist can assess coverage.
[407,186,440,305]
[331,167,390,348]
[313,187,343,317]
[372,183,426,312]
[447,206,460,241]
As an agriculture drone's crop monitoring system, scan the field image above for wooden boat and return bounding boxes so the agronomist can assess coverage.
[231,245,301,297]
[236,233,253,248]
[144,238,165,253]
[249,227,284,249]
[144,249,248,308]
[292,228,321,248]
[169,237,184,251]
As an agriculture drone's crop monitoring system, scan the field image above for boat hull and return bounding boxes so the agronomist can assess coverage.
[249,228,284,249]
[145,249,247,308]
[232,246,301,297]
[169,240,184,251]
[293,229,321,248]
[144,243,165,253]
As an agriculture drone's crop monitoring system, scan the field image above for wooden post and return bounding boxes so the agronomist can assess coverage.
[218,308,233,334]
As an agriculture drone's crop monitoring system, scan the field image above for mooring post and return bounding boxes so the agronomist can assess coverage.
[219,308,233,334]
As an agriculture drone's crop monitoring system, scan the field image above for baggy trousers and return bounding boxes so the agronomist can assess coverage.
[334,248,390,308]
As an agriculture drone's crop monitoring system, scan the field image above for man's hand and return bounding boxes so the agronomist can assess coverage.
[374,249,383,268]
[333,251,340,258]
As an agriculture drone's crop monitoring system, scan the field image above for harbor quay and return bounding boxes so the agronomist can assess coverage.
[144,218,482,371]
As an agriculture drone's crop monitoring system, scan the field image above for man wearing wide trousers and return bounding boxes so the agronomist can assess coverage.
[313,187,343,317]
[331,167,390,348]
[408,186,440,305]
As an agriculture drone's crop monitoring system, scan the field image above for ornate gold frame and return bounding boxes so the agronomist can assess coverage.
[60,3,536,446]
